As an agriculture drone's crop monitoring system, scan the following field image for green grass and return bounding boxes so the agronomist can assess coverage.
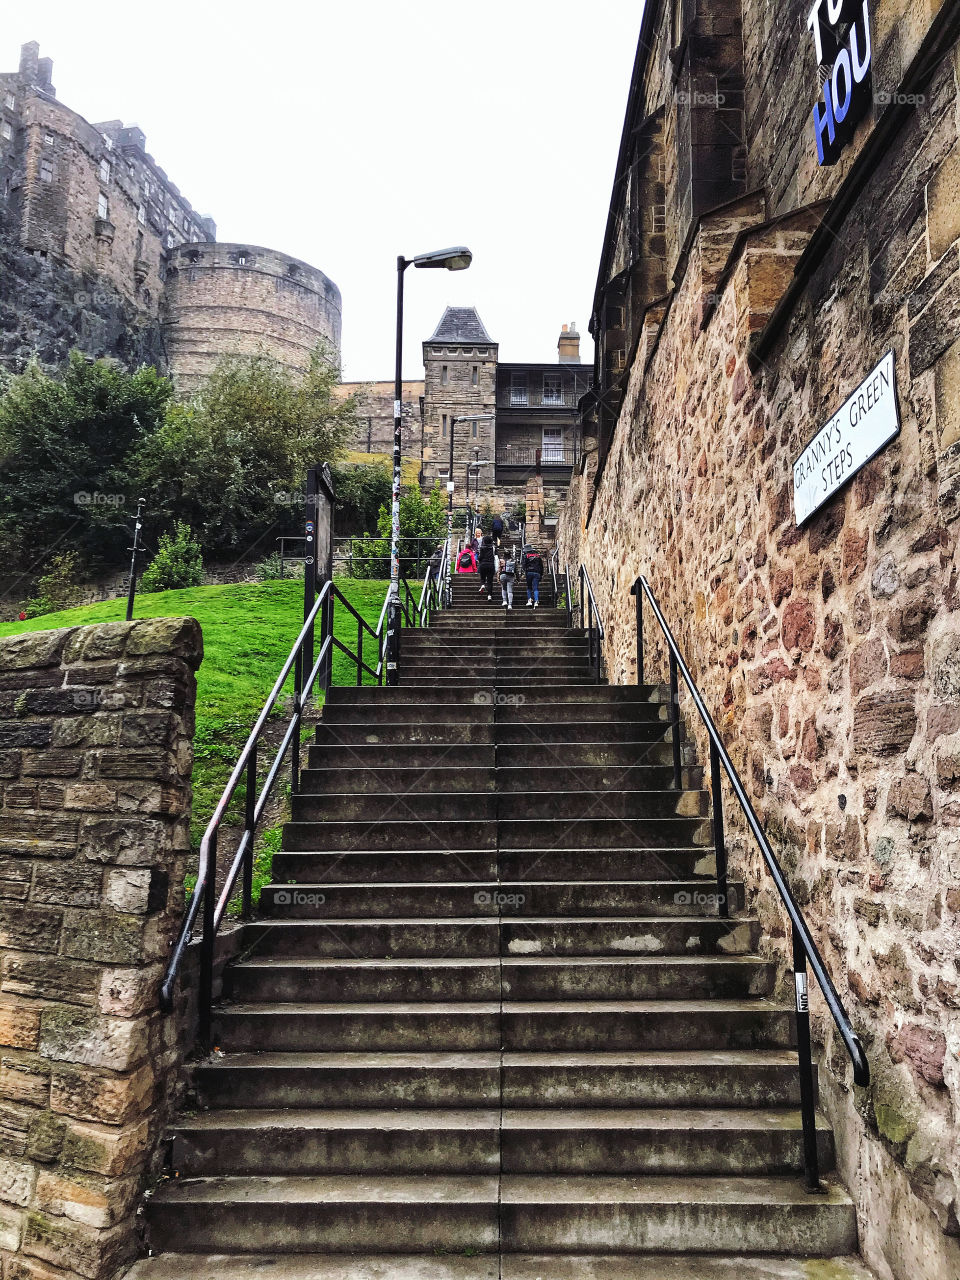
[0,578,390,865]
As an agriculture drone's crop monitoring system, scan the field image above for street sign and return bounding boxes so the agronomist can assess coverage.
[793,350,900,525]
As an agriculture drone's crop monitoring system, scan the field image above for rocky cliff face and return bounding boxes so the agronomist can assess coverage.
[0,214,165,374]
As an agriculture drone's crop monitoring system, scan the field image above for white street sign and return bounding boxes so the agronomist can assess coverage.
[793,350,900,526]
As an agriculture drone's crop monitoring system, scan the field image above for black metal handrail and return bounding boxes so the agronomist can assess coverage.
[630,573,869,1192]
[575,563,604,684]
[160,569,443,1043]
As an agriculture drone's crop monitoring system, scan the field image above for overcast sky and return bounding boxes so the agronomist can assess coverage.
[4,2,641,380]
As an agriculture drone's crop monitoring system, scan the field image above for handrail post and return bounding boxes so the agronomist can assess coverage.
[357,618,363,687]
[242,742,256,920]
[709,739,729,918]
[198,830,217,1051]
[634,580,644,685]
[668,652,682,790]
[793,927,822,1192]
[579,566,585,631]
[594,605,601,684]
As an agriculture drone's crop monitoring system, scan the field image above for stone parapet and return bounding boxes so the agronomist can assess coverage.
[0,618,202,1280]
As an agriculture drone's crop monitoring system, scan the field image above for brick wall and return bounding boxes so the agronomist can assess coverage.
[0,618,202,1280]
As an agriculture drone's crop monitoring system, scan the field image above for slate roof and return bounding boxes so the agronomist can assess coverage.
[427,307,494,344]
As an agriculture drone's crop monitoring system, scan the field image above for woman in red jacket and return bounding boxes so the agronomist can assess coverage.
[455,542,478,573]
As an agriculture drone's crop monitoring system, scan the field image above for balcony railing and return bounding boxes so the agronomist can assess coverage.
[496,447,575,467]
[498,387,584,409]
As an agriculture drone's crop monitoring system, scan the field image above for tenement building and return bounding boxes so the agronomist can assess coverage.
[558,0,960,1274]
[0,41,340,380]
[420,307,590,519]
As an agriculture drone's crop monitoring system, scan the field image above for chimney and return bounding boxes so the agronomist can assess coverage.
[558,321,580,364]
[19,42,40,82]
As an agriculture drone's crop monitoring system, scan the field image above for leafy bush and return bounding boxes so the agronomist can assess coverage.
[22,552,83,618]
[141,521,204,591]
[254,551,304,581]
[330,461,392,535]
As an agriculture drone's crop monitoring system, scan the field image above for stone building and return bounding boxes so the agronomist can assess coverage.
[419,307,589,518]
[557,0,960,1275]
[0,41,340,382]
[334,379,425,462]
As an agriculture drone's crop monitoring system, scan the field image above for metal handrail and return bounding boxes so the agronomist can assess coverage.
[161,569,446,1043]
[576,563,604,683]
[631,573,869,1192]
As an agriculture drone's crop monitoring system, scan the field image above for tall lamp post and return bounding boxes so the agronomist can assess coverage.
[387,246,473,686]
[448,414,494,592]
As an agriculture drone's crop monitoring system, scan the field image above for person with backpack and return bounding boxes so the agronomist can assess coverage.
[522,543,544,608]
[491,512,505,547]
[456,542,478,574]
[477,534,497,600]
[499,548,516,610]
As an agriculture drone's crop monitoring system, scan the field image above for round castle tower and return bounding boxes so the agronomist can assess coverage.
[162,243,342,390]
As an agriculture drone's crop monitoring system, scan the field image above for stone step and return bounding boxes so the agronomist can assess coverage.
[241,916,759,958]
[297,763,698,793]
[257,881,732,920]
[314,722,496,746]
[495,721,673,743]
[128,1252,877,1280]
[269,845,718,885]
[145,1173,856,1255]
[212,999,794,1054]
[227,953,771,1003]
[280,815,710,851]
[195,1049,810,1111]
[304,742,694,770]
[171,1106,833,1177]
[290,788,709,822]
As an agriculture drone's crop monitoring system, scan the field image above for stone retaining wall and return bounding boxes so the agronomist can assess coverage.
[0,618,201,1280]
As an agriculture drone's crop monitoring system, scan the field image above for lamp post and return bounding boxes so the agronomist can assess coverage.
[386,246,472,686]
[447,414,494,596]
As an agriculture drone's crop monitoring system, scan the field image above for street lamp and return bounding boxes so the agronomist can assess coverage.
[387,246,472,685]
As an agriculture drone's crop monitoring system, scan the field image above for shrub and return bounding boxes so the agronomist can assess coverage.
[22,551,83,618]
[141,521,204,591]
[254,551,304,581]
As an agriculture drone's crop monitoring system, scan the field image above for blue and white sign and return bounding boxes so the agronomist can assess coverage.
[794,351,900,525]
[807,0,873,165]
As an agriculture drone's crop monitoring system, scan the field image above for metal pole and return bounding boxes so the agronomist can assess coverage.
[198,829,217,1050]
[386,256,407,687]
[634,580,644,685]
[125,498,145,622]
[357,617,363,687]
[242,742,256,920]
[709,739,729,918]
[669,652,682,791]
[447,416,456,588]
[793,927,822,1192]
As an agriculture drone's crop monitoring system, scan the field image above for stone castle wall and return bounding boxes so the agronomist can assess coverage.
[558,2,960,1274]
[163,244,342,391]
[0,618,203,1280]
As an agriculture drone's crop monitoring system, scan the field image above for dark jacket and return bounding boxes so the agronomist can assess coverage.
[522,548,544,577]
[478,536,496,571]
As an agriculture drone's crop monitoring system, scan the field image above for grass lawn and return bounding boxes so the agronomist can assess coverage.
[0,578,390,878]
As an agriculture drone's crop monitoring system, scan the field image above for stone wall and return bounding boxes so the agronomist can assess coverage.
[0,617,202,1280]
[163,244,342,392]
[558,27,960,1280]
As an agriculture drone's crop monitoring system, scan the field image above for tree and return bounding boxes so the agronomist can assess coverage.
[129,345,359,559]
[0,353,171,571]
[329,461,392,535]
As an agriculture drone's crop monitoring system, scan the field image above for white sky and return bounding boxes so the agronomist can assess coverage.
[4,2,641,380]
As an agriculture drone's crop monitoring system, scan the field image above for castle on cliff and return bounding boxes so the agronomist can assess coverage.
[0,41,341,384]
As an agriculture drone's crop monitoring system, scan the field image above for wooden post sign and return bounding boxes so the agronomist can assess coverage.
[793,350,900,525]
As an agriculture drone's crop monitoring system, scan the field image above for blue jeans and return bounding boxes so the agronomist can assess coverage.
[526,571,540,603]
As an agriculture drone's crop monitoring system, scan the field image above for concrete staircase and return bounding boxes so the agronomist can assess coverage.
[133,577,875,1279]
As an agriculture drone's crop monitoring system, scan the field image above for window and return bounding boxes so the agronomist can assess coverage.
[39,158,53,183]
[471,365,479,386]
[97,192,109,220]
[1,121,11,141]
[237,253,247,265]
[510,372,528,406]
[543,427,564,462]
[472,421,478,439]
[44,133,54,145]
[138,204,146,225]
[102,134,113,151]
[143,181,151,198]
[99,159,111,183]
[543,373,563,406]
[4,93,14,110]
[441,414,448,438]
[441,365,448,386]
